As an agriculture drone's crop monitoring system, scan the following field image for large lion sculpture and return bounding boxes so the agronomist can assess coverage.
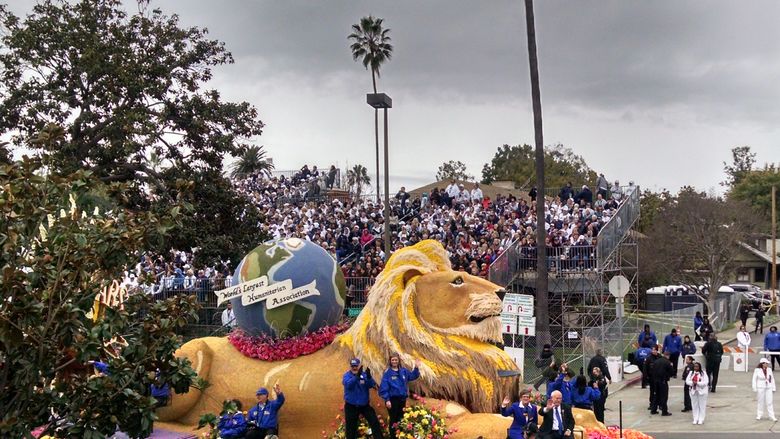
[157,240,601,437]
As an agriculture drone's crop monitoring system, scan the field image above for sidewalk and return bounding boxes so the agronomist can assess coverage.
[605,315,780,436]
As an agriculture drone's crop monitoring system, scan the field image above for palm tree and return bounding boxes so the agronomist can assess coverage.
[348,16,393,202]
[230,145,274,179]
[346,164,371,200]
[524,0,550,346]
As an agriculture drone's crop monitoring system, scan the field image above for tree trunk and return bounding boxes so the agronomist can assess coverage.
[524,0,550,346]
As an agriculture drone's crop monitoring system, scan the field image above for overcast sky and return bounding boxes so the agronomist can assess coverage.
[7,1,780,193]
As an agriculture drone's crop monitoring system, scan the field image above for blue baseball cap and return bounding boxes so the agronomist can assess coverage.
[256,387,269,396]
[349,358,361,366]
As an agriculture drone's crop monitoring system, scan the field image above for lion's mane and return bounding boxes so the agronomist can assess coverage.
[336,240,517,412]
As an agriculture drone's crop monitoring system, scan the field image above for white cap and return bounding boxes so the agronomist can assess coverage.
[760,358,771,365]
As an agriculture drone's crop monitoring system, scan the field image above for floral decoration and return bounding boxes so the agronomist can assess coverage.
[587,426,654,439]
[394,394,456,439]
[228,321,351,361]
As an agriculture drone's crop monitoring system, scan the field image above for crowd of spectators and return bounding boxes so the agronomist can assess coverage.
[127,165,632,307]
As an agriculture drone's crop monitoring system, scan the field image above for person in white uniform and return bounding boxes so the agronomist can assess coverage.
[737,325,752,371]
[752,357,777,421]
[685,361,708,425]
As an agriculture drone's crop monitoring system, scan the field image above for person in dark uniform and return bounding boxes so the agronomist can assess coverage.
[538,390,575,439]
[699,317,714,342]
[643,346,660,409]
[587,349,612,383]
[342,358,384,439]
[702,335,724,393]
[740,303,751,328]
[681,355,694,413]
[588,366,609,423]
[650,352,674,416]
[755,307,765,334]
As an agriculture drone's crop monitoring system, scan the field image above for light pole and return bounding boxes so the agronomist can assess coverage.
[367,92,393,261]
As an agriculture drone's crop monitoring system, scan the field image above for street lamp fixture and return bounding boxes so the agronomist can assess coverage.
[367,93,393,261]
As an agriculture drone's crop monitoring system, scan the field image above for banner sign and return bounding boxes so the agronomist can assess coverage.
[502,293,534,317]
[216,276,320,309]
[517,316,536,336]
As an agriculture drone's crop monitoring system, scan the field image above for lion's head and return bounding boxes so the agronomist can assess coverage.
[336,240,518,413]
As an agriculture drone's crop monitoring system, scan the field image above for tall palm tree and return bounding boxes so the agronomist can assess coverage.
[230,145,274,179]
[348,16,393,202]
[524,0,550,346]
[346,164,371,200]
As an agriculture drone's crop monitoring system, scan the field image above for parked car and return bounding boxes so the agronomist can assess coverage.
[723,284,772,310]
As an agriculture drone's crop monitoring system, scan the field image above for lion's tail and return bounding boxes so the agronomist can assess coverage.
[155,338,213,422]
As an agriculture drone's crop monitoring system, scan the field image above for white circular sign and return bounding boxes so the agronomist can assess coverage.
[609,275,630,298]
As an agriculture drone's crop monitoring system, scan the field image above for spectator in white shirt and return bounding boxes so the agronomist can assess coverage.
[470,183,484,203]
[221,302,237,328]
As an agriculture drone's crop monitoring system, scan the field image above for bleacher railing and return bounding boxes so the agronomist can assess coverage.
[596,185,640,268]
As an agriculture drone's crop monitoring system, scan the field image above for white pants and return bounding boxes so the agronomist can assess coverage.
[756,388,775,419]
[691,392,707,423]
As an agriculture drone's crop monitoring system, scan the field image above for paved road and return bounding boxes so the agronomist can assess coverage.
[604,324,779,436]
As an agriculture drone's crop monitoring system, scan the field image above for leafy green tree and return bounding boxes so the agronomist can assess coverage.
[435,160,472,182]
[0,0,264,199]
[348,15,393,202]
[155,169,267,268]
[346,164,371,199]
[635,188,675,234]
[722,146,757,187]
[641,187,764,320]
[0,155,201,438]
[481,144,598,190]
[730,164,780,230]
[230,145,274,179]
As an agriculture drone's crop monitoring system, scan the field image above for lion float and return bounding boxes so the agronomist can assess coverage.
[157,240,603,437]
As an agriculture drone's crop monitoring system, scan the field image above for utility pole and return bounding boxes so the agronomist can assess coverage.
[772,185,777,315]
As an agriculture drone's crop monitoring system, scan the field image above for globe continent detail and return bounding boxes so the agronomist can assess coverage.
[230,238,346,337]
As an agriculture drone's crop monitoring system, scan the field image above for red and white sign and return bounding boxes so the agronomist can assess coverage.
[517,316,536,336]
[501,315,518,334]
[502,293,534,317]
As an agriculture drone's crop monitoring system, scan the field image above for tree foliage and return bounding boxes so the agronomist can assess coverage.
[641,188,764,319]
[481,144,598,189]
[346,164,371,199]
[0,157,201,438]
[730,164,780,230]
[348,15,393,93]
[154,169,267,268]
[722,146,757,188]
[436,160,472,182]
[230,145,274,179]
[0,0,264,191]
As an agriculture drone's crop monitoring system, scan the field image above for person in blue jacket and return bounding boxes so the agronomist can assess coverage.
[764,326,780,371]
[662,327,683,378]
[343,358,384,439]
[694,312,704,341]
[571,374,601,411]
[217,399,247,439]
[500,390,539,439]
[379,354,420,434]
[246,383,285,439]
[150,370,170,408]
[547,365,575,405]
[681,335,697,358]
[638,324,657,348]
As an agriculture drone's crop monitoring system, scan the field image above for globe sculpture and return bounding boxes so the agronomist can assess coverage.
[228,238,346,337]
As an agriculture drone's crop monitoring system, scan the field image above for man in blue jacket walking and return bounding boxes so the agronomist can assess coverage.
[343,358,384,439]
[247,383,284,439]
[663,328,683,378]
[764,326,780,371]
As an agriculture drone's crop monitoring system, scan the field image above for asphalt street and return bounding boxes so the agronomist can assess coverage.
[604,321,779,437]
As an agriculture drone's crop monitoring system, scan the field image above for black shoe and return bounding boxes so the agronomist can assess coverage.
[711,389,716,393]
[682,409,691,412]
[662,412,672,416]
[650,411,659,415]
